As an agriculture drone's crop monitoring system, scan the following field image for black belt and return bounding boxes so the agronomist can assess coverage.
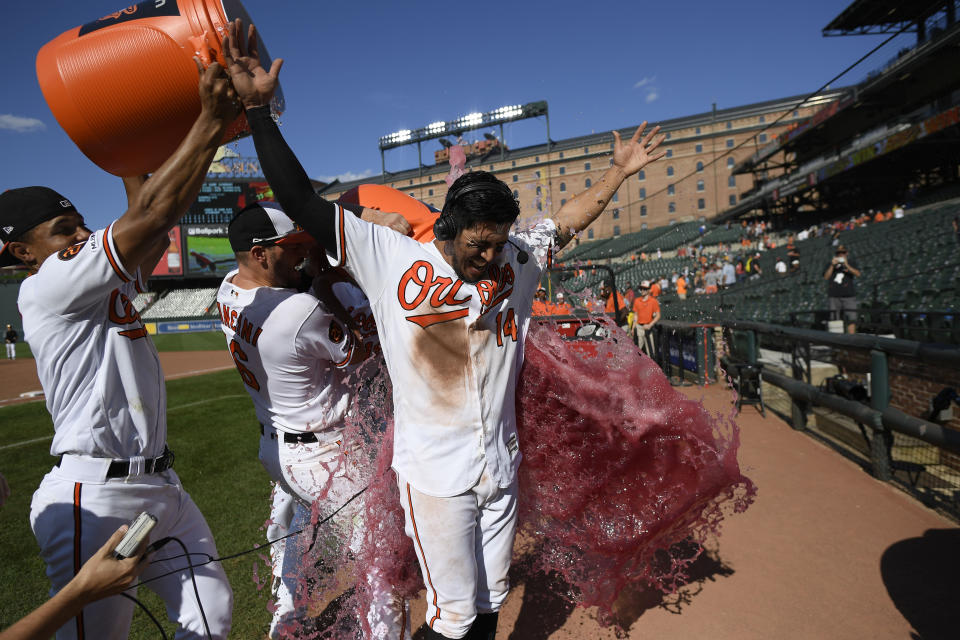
[57,446,175,479]
[260,423,318,444]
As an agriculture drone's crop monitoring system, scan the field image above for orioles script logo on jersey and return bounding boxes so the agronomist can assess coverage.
[398,261,514,328]
[58,242,86,261]
[108,290,148,341]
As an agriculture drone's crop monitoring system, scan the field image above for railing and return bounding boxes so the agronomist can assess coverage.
[652,318,960,520]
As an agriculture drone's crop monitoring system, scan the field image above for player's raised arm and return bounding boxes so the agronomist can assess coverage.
[551,122,666,248]
[111,61,239,274]
[224,20,409,250]
[223,19,342,252]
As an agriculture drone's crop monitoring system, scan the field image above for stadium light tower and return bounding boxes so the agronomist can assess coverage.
[378,101,549,179]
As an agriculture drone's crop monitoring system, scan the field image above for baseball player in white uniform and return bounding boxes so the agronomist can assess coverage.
[223,19,666,639]
[216,202,408,638]
[0,60,240,639]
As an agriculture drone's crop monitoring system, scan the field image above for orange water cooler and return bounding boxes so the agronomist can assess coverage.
[36,0,283,177]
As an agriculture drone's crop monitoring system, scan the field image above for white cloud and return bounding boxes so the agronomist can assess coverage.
[315,169,375,183]
[0,114,45,133]
[633,76,656,89]
[645,89,660,103]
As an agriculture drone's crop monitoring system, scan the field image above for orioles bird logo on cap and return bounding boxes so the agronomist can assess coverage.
[329,321,344,343]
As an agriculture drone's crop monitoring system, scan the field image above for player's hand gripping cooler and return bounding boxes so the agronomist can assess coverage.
[36,0,283,176]
[301,186,756,633]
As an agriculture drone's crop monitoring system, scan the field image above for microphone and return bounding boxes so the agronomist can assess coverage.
[507,239,529,264]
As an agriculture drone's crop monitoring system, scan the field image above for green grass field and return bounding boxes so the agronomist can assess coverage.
[8,331,226,359]
[0,370,275,638]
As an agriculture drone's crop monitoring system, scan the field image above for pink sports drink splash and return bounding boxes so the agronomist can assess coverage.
[267,320,753,636]
[516,320,755,621]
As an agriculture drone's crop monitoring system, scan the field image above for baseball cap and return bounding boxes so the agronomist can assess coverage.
[228,203,313,252]
[836,245,848,254]
[640,280,651,289]
[0,186,78,267]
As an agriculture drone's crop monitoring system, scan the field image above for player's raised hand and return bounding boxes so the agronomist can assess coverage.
[223,19,283,110]
[193,58,240,123]
[612,122,667,177]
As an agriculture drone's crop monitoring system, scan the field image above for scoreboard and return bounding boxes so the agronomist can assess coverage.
[181,179,275,225]
[151,178,275,278]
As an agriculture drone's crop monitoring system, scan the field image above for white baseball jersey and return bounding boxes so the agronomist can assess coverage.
[18,225,164,459]
[328,205,556,497]
[216,271,371,437]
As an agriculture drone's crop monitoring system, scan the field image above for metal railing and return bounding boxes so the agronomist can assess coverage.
[653,318,960,520]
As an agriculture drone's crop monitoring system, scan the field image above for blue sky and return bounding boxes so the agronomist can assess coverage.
[1,0,913,231]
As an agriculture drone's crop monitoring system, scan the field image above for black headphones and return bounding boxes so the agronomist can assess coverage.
[434,179,517,240]
[433,179,528,263]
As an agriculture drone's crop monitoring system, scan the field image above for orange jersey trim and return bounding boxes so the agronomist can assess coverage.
[73,483,85,639]
[407,484,441,629]
[103,224,130,283]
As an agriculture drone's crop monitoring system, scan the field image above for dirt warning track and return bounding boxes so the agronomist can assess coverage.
[0,350,233,407]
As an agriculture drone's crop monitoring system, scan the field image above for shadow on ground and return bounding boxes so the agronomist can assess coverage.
[503,541,736,640]
[881,528,960,640]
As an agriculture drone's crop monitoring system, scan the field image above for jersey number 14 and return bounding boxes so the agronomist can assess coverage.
[494,308,518,347]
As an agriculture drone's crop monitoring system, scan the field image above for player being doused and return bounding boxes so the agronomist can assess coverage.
[221,17,667,639]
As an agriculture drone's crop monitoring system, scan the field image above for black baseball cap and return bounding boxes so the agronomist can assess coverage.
[0,186,78,267]
[228,202,313,252]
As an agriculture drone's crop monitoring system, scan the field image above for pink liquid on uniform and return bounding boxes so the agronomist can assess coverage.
[273,322,754,636]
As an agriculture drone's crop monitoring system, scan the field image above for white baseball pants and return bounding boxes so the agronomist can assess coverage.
[5,343,15,359]
[398,469,518,639]
[29,464,233,639]
[272,431,410,639]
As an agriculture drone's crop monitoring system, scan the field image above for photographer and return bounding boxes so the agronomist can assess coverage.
[824,245,861,333]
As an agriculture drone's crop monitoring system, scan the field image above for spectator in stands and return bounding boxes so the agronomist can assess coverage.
[532,287,549,316]
[656,248,662,260]
[624,282,636,307]
[704,264,720,294]
[824,245,861,334]
[552,292,573,315]
[659,275,669,293]
[894,204,905,219]
[874,210,885,223]
[631,280,660,355]
[735,259,745,283]
[775,258,787,274]
[788,248,801,272]
[721,259,736,289]
[953,214,959,246]
[746,253,763,280]
[649,279,661,297]
[601,283,627,326]
[675,274,687,300]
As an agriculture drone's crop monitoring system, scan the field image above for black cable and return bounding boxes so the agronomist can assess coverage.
[121,593,169,640]
[132,483,367,588]
[168,537,213,640]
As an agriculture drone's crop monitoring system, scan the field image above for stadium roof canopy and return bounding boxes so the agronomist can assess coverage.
[823,0,949,36]
[736,20,960,174]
